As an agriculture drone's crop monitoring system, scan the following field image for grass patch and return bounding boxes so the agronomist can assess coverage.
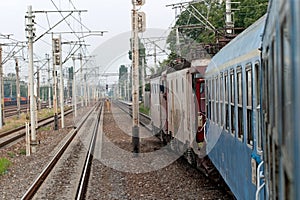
[0,108,57,134]
[19,149,26,155]
[0,158,11,175]
[38,126,51,131]
[139,103,150,116]
[7,152,15,158]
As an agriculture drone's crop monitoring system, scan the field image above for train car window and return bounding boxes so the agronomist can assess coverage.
[237,67,242,106]
[207,79,212,120]
[212,78,215,122]
[246,64,253,145]
[220,73,224,126]
[225,72,229,130]
[236,67,243,140]
[230,69,235,134]
[216,76,219,124]
[160,85,165,93]
[255,62,262,150]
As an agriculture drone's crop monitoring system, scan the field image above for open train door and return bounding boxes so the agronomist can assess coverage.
[195,78,206,146]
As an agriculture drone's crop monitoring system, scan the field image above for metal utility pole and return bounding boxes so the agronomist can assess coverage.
[79,53,84,107]
[58,35,65,129]
[15,58,21,118]
[131,0,146,155]
[37,65,41,110]
[72,57,77,117]
[26,5,37,148]
[46,54,52,109]
[141,57,145,104]
[52,35,59,130]
[0,46,3,128]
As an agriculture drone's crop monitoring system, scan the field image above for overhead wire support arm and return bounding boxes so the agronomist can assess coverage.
[32,10,88,13]
[32,10,88,43]
[33,12,74,42]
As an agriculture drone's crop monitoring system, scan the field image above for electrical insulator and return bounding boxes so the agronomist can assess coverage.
[137,12,146,32]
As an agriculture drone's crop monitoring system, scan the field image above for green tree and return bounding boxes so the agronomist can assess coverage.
[164,0,268,63]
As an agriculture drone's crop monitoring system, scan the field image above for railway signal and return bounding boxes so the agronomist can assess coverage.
[133,0,145,6]
[137,12,146,33]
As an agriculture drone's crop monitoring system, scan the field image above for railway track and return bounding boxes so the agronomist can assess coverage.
[85,101,233,199]
[21,102,103,199]
[113,100,151,130]
[4,103,49,118]
[0,109,72,148]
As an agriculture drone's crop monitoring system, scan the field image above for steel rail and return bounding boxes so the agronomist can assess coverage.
[76,102,103,199]
[21,104,98,200]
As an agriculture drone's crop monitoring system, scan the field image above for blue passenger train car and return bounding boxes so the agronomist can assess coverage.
[261,0,300,199]
[205,15,266,200]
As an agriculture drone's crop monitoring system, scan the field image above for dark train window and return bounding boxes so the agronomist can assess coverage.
[216,76,219,123]
[225,72,229,130]
[246,66,252,107]
[212,78,215,121]
[230,69,235,135]
[230,71,235,104]
[246,65,253,145]
[255,62,262,149]
[207,79,212,120]
[237,67,243,140]
[237,67,242,106]
[220,73,224,126]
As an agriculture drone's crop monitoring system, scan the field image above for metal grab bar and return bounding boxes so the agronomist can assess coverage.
[255,161,265,200]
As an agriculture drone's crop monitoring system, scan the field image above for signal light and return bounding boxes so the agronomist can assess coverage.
[137,12,146,32]
[132,0,145,6]
[54,54,61,65]
[53,38,61,54]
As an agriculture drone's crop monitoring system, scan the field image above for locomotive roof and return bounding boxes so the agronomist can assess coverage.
[206,14,266,76]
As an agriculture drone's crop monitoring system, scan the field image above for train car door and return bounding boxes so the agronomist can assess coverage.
[195,78,206,145]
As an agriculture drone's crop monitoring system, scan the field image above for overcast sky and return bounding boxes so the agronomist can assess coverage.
[0,0,183,79]
[0,0,183,51]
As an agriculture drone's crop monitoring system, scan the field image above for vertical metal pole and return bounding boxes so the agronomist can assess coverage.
[59,35,65,128]
[79,53,83,107]
[132,4,140,154]
[37,65,41,110]
[0,46,3,128]
[72,57,77,118]
[84,72,87,106]
[27,5,37,148]
[52,34,58,130]
[46,54,52,109]
[15,58,21,119]
[142,57,145,104]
